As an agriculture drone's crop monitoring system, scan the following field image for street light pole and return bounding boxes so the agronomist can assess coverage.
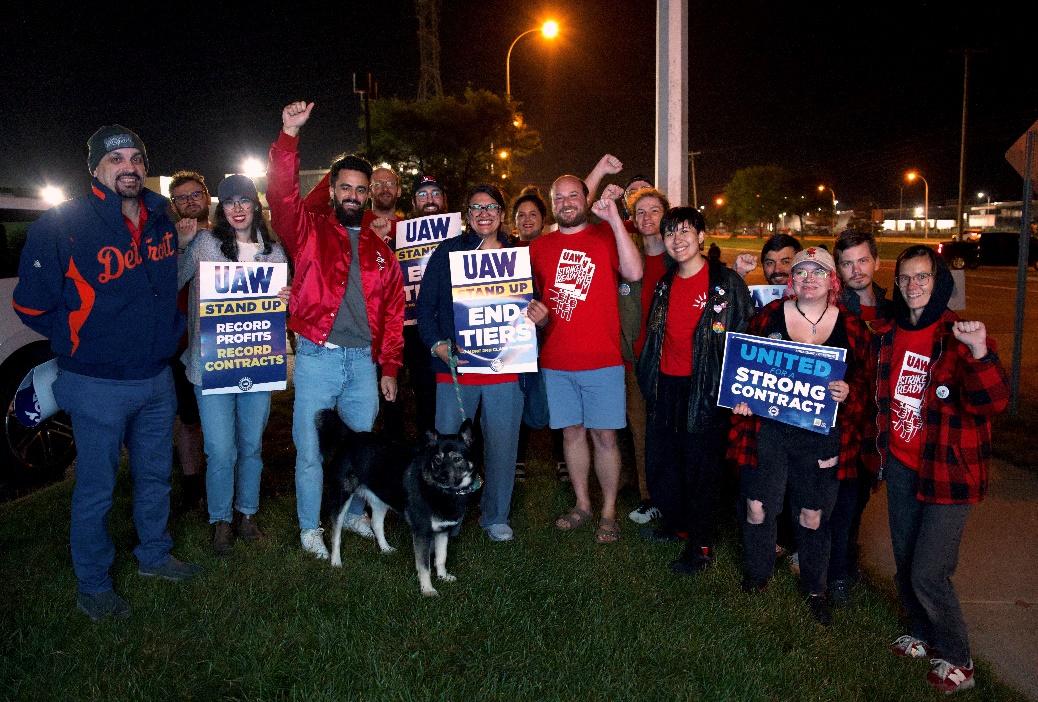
[505,21,559,100]
[905,171,930,238]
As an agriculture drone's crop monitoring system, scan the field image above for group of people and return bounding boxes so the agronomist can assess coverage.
[13,103,1008,695]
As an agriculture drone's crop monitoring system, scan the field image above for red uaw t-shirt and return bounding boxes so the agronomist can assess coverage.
[660,266,710,377]
[889,325,937,469]
[530,221,621,371]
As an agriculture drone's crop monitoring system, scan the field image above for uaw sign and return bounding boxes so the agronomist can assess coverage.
[717,332,847,435]
[198,261,289,394]
[449,247,538,374]
[396,212,462,325]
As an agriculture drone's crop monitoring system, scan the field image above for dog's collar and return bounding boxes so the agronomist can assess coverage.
[424,473,482,495]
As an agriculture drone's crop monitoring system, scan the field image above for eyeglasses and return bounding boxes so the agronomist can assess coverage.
[172,190,205,205]
[370,180,398,191]
[415,189,442,201]
[468,203,502,214]
[222,198,253,210]
[792,267,831,280]
[895,271,934,287]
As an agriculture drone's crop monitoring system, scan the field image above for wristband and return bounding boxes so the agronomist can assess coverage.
[430,340,450,357]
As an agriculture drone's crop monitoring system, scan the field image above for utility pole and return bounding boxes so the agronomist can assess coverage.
[955,50,973,236]
[655,0,689,205]
[415,0,443,99]
[353,72,375,155]
[688,150,702,208]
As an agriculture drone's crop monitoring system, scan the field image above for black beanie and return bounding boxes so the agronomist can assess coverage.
[217,174,259,203]
[87,125,149,173]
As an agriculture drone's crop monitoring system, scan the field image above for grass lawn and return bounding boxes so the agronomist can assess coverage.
[0,459,1029,701]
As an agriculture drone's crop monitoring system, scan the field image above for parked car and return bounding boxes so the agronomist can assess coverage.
[0,191,75,488]
[938,230,1038,270]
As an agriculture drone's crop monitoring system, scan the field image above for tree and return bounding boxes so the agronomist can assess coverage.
[723,165,793,235]
[366,88,541,204]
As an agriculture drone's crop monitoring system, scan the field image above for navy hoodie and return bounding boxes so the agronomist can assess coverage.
[13,179,184,379]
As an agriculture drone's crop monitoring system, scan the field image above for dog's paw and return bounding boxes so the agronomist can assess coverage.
[330,558,343,568]
[437,573,457,583]
[421,587,440,597]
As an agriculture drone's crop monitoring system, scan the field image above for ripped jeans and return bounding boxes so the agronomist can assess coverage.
[740,420,841,594]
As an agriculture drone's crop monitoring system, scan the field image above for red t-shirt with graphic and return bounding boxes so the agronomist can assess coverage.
[889,324,938,469]
[634,252,667,358]
[530,221,621,371]
[660,266,710,377]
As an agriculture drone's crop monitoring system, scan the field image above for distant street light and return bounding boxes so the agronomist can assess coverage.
[39,184,67,206]
[506,20,560,100]
[977,191,991,206]
[817,184,837,209]
[242,157,266,180]
[714,196,725,207]
[905,170,930,238]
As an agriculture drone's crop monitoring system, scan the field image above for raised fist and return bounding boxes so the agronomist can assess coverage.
[595,154,623,176]
[952,320,988,359]
[591,197,621,222]
[282,101,314,136]
[601,184,625,201]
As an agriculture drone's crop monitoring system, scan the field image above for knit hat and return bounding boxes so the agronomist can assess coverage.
[87,125,149,173]
[217,174,259,204]
[791,246,836,273]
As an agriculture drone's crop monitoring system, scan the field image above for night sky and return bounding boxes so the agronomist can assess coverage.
[2,1,1035,210]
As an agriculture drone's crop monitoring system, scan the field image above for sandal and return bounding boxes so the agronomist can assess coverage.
[594,517,621,544]
[555,507,593,531]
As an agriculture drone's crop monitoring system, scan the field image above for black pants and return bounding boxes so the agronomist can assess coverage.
[827,469,872,583]
[644,374,725,548]
[382,325,436,438]
[741,420,840,594]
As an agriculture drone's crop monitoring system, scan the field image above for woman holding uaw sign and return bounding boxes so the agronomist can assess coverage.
[178,175,288,556]
[727,247,871,626]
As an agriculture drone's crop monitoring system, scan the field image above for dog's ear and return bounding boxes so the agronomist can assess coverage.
[423,429,439,447]
[457,419,474,448]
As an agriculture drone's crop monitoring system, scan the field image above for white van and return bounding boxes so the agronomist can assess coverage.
[0,190,75,487]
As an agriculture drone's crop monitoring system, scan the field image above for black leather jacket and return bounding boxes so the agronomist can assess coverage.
[636,259,754,431]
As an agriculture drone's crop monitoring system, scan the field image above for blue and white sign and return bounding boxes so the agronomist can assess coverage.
[717,332,847,434]
[396,212,462,325]
[749,284,786,309]
[198,261,288,395]
[448,248,538,374]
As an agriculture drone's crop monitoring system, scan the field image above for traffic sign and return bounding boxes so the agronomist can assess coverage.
[1006,119,1038,194]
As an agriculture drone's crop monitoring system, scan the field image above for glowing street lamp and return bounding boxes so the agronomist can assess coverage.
[39,185,67,206]
[817,184,837,209]
[242,157,266,180]
[905,170,929,238]
[506,20,560,100]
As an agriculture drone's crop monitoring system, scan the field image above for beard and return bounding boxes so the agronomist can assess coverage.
[114,173,143,199]
[554,206,587,228]
[374,190,397,211]
[334,199,364,227]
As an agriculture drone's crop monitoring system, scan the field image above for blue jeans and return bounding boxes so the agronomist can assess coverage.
[435,381,523,527]
[885,454,973,666]
[52,368,176,594]
[194,386,271,524]
[292,338,379,530]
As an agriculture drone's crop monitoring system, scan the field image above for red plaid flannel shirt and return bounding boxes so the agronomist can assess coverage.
[871,310,1009,504]
[727,300,874,480]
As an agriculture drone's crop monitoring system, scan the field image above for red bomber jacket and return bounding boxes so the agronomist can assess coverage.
[266,132,404,376]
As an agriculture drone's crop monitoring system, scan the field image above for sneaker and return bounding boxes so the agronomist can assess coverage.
[484,524,514,542]
[628,500,661,524]
[300,528,329,559]
[234,512,265,542]
[788,551,801,577]
[514,462,526,483]
[670,546,714,576]
[927,658,975,694]
[138,557,202,583]
[555,461,570,483]
[76,590,130,622]
[829,578,851,607]
[805,593,832,626]
[212,521,234,557]
[889,634,931,659]
[343,514,375,540]
[639,526,682,543]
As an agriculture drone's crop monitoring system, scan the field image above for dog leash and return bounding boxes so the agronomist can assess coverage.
[436,340,467,422]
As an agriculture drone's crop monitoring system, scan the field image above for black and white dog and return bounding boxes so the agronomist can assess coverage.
[319,410,481,596]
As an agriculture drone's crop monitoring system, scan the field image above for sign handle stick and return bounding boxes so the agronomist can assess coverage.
[1010,130,1034,415]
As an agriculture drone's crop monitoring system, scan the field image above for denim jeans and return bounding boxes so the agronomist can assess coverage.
[52,368,176,594]
[741,420,840,594]
[194,386,271,524]
[435,381,523,528]
[885,454,973,666]
[292,338,379,530]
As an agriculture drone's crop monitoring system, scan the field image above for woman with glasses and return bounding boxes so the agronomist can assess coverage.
[178,175,288,555]
[871,246,1008,694]
[416,185,524,542]
[729,247,871,625]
